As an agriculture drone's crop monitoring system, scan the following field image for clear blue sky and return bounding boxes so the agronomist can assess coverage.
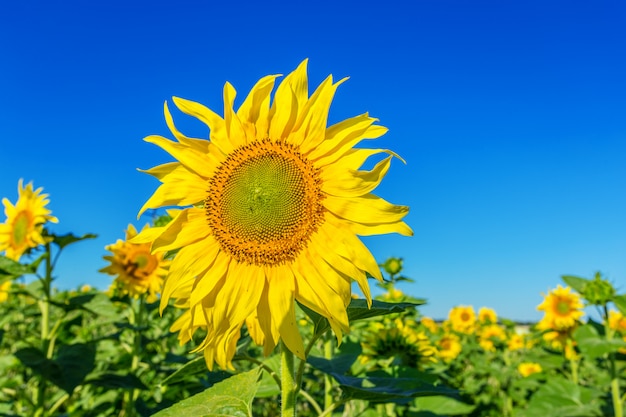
[1,0,624,322]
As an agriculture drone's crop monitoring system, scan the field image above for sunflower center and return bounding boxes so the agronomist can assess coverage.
[124,250,157,282]
[206,139,325,266]
[11,211,31,248]
[556,300,571,315]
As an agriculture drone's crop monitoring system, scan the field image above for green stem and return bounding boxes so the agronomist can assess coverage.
[604,305,623,417]
[35,243,54,417]
[123,297,144,417]
[281,341,297,417]
[323,337,333,410]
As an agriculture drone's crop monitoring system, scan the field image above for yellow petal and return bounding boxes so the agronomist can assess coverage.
[151,207,209,252]
[267,266,304,358]
[237,74,279,140]
[143,135,219,179]
[172,96,233,155]
[322,155,392,198]
[164,101,210,153]
[223,82,247,148]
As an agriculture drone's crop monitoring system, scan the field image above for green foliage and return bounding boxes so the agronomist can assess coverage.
[152,369,260,417]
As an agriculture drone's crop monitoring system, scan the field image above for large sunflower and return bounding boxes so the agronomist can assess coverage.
[0,179,58,261]
[100,224,170,303]
[134,60,412,369]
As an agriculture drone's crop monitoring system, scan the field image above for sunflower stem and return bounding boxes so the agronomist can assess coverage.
[604,305,623,417]
[280,341,297,417]
[323,337,334,410]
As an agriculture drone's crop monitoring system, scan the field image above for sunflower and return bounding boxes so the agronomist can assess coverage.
[447,305,476,334]
[420,316,439,333]
[0,281,11,303]
[0,180,58,261]
[478,324,506,352]
[536,285,584,331]
[518,362,542,377]
[478,307,497,325]
[360,318,437,369]
[507,333,525,351]
[436,333,462,362]
[608,310,626,334]
[134,60,412,369]
[100,224,170,303]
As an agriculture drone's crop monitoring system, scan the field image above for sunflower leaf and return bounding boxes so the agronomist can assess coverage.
[152,368,260,417]
[347,299,425,322]
[573,324,626,358]
[561,275,589,294]
[327,372,457,404]
[0,255,35,278]
[613,294,626,316]
[49,232,98,250]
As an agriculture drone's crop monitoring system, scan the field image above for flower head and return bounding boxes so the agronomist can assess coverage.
[478,307,497,324]
[478,324,506,352]
[518,362,542,377]
[536,285,584,331]
[360,318,437,369]
[608,310,626,334]
[100,224,170,303]
[437,333,462,362]
[0,180,58,260]
[420,317,439,333]
[0,281,11,303]
[135,60,412,369]
[447,305,476,334]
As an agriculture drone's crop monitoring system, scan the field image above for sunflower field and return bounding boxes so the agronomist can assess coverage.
[1,61,626,417]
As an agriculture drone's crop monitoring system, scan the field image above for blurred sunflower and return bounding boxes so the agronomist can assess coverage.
[478,307,497,324]
[608,310,626,333]
[0,281,11,303]
[478,324,506,352]
[447,305,476,334]
[436,333,462,362]
[518,362,542,377]
[536,285,584,331]
[100,224,170,303]
[420,316,439,333]
[134,60,412,369]
[0,180,58,261]
[507,333,525,351]
[360,318,437,369]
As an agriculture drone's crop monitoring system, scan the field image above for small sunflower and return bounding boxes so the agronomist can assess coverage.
[0,180,58,261]
[447,305,476,334]
[420,316,439,333]
[478,307,497,325]
[360,318,437,369]
[100,224,170,303]
[478,324,506,352]
[0,281,11,303]
[134,60,412,369]
[518,362,542,377]
[608,310,626,334]
[436,333,462,362]
[507,333,525,351]
[536,285,584,331]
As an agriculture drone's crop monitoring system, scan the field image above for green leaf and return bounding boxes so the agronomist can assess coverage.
[0,255,35,278]
[561,275,588,294]
[15,343,96,393]
[152,368,261,417]
[162,356,233,387]
[49,232,97,250]
[412,395,476,415]
[573,324,626,358]
[613,294,626,316]
[324,372,456,404]
[85,373,148,390]
[299,299,424,338]
[307,340,361,376]
[255,355,280,398]
[517,376,603,417]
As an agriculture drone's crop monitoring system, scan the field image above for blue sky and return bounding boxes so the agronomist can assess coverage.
[1,0,624,321]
